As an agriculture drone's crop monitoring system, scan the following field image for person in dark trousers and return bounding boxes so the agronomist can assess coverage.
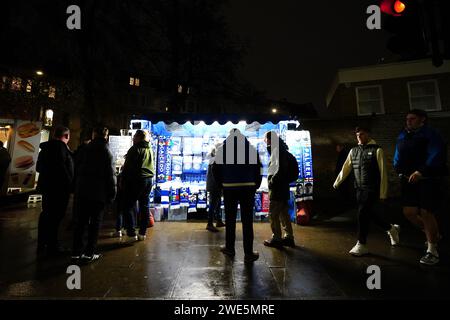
[120,130,155,241]
[213,129,262,263]
[263,131,295,248]
[36,126,74,256]
[334,127,400,256]
[0,140,11,193]
[206,143,225,232]
[394,109,448,266]
[67,130,92,231]
[71,127,116,263]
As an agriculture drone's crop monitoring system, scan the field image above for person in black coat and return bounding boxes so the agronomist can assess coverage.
[36,126,74,256]
[71,127,116,263]
[206,143,225,232]
[213,129,262,263]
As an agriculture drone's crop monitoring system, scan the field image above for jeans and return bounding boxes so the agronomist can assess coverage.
[223,188,256,255]
[72,198,105,256]
[121,177,152,236]
[208,189,222,224]
[37,191,70,250]
[356,189,391,244]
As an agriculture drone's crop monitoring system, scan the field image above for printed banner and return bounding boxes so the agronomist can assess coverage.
[9,121,42,189]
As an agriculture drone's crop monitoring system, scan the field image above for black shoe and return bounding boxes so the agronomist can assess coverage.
[263,239,283,248]
[244,251,259,263]
[216,220,226,228]
[220,245,235,257]
[206,224,219,232]
[282,237,296,248]
[81,253,101,263]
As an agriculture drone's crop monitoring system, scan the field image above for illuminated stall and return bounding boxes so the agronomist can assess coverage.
[110,116,314,224]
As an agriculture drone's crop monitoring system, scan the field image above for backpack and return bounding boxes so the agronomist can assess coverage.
[285,151,299,183]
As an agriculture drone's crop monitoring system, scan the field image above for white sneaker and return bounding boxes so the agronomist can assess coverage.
[387,224,400,246]
[126,235,138,242]
[420,252,439,266]
[110,230,123,238]
[349,242,369,256]
[138,234,146,241]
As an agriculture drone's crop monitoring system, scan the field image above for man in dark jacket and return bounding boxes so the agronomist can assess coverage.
[206,143,225,232]
[394,109,448,266]
[334,127,399,257]
[213,129,262,263]
[72,127,116,263]
[36,126,74,256]
[121,129,155,241]
[0,140,11,194]
[263,131,295,248]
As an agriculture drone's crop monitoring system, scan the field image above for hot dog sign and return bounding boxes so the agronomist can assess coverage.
[9,120,42,188]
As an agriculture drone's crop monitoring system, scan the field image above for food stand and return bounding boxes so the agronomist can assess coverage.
[110,115,314,224]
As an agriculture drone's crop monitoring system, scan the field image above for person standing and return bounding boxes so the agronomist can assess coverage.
[120,130,155,241]
[213,129,262,263]
[0,141,11,194]
[72,127,116,263]
[206,143,225,232]
[334,127,400,256]
[263,131,295,248]
[393,109,448,265]
[36,126,74,256]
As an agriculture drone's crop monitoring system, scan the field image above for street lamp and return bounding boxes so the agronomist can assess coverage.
[36,70,44,76]
[272,108,278,114]
[44,109,54,127]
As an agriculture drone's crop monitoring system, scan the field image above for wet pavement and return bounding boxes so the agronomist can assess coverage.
[0,200,449,300]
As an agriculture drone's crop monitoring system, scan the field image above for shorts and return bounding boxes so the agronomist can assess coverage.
[401,178,442,212]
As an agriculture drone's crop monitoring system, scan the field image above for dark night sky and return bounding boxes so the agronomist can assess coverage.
[225,0,394,115]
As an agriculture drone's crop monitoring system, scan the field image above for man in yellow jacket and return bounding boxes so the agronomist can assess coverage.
[334,127,400,256]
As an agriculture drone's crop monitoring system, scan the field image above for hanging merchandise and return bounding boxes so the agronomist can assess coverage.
[170,137,182,155]
[197,189,207,209]
[160,183,171,209]
[254,192,263,216]
[172,156,183,175]
[128,119,313,222]
[191,137,203,155]
[188,193,197,213]
[179,186,190,207]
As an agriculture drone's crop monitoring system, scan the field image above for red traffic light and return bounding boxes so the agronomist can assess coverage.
[380,0,407,16]
[394,1,406,14]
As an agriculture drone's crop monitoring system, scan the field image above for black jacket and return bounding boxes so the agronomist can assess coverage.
[75,138,116,204]
[36,140,74,194]
[212,133,262,191]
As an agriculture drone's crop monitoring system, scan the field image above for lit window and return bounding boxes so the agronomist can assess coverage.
[407,80,441,111]
[10,77,22,91]
[129,77,135,86]
[48,86,56,99]
[135,78,140,87]
[356,85,384,116]
[1,76,8,90]
[26,80,32,93]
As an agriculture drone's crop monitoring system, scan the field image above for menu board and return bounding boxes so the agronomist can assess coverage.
[108,135,132,170]
[9,120,42,188]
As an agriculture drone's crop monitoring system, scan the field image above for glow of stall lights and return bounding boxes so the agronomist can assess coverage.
[45,109,54,120]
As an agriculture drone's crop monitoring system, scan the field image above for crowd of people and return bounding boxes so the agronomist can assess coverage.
[32,108,447,266]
